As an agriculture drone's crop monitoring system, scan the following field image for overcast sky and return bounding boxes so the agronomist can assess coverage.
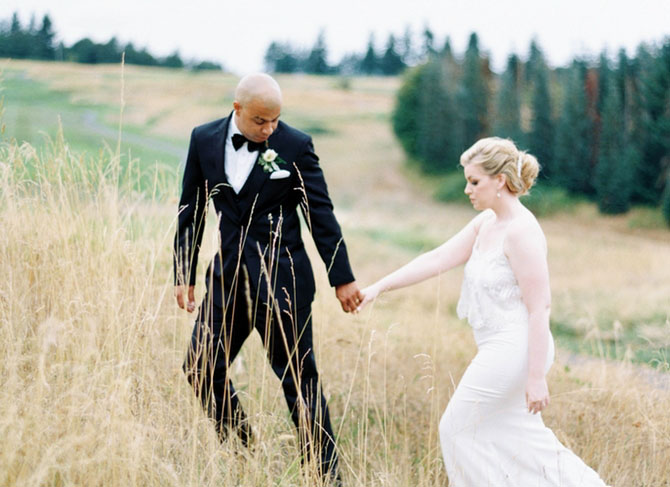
[2,0,669,74]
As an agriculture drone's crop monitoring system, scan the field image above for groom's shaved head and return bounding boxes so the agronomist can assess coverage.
[235,73,282,109]
[233,73,282,143]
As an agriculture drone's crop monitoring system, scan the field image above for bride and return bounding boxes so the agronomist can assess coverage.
[358,137,608,486]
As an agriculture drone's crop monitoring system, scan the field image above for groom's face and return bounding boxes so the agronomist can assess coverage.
[234,98,281,144]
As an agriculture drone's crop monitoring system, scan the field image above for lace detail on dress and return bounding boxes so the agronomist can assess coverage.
[457,243,528,330]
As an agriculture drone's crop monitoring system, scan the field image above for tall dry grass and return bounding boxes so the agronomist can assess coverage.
[1,66,670,486]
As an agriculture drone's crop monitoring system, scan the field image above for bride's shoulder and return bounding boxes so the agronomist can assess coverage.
[472,209,496,233]
[506,212,546,250]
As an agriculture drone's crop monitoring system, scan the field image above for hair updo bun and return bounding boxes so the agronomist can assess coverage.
[460,137,540,195]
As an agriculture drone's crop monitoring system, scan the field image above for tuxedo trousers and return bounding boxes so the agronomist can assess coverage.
[183,278,338,474]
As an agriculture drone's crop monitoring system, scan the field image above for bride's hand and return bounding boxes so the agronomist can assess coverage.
[525,377,550,414]
[355,283,382,313]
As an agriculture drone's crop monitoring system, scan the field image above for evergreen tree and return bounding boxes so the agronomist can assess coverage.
[525,39,543,84]
[639,41,670,203]
[662,173,670,226]
[380,34,405,75]
[400,26,414,66]
[528,48,554,180]
[596,52,611,116]
[615,49,643,201]
[8,12,31,58]
[264,41,300,73]
[554,60,593,194]
[36,14,55,60]
[595,73,633,213]
[68,38,98,63]
[192,60,223,71]
[393,58,460,172]
[422,26,436,60]
[629,45,655,204]
[336,53,361,76]
[359,35,378,75]
[97,37,121,63]
[305,31,330,74]
[494,54,522,144]
[162,50,184,68]
[123,43,158,66]
[415,60,460,172]
[441,37,454,62]
[459,33,489,148]
[393,66,422,156]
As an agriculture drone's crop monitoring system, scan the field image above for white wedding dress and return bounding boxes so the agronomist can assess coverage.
[439,237,607,486]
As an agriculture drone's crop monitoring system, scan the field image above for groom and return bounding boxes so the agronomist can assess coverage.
[173,73,361,480]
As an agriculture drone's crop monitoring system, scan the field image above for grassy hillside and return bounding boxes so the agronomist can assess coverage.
[1,59,669,486]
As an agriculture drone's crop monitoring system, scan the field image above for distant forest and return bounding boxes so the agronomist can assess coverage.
[3,12,669,224]
[391,33,670,224]
[264,29,417,76]
[0,12,222,70]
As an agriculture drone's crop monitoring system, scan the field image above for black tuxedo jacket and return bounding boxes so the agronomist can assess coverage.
[174,113,355,312]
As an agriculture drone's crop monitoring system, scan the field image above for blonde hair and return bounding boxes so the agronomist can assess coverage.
[460,137,540,195]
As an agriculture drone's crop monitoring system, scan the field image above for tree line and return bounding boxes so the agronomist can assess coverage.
[392,33,670,225]
[0,12,222,71]
[264,27,445,76]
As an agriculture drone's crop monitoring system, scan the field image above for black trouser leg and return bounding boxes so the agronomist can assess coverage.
[256,303,339,478]
[183,287,253,444]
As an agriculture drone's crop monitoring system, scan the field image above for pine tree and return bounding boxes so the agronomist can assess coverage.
[400,26,414,66]
[595,73,633,213]
[639,41,670,204]
[380,34,405,76]
[554,61,593,194]
[494,54,522,144]
[525,39,543,84]
[264,42,299,73]
[8,12,31,58]
[360,34,378,75]
[662,173,670,227]
[415,59,460,172]
[422,27,436,60]
[305,31,330,74]
[460,33,489,148]
[528,46,554,180]
[36,14,56,60]
[393,59,460,173]
[628,46,651,204]
[393,66,422,156]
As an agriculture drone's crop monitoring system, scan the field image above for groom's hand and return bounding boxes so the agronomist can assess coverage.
[174,285,196,313]
[335,281,363,313]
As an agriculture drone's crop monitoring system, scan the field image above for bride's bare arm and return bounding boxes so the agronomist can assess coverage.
[505,218,552,414]
[358,212,490,309]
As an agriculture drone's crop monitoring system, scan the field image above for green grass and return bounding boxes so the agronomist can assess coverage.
[353,227,442,253]
[627,206,667,230]
[1,68,183,193]
[552,315,670,369]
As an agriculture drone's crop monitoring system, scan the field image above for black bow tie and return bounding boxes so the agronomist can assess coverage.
[232,133,264,152]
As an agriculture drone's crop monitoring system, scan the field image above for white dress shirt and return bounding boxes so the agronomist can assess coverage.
[225,116,260,194]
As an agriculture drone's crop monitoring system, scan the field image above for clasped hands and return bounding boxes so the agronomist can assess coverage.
[337,281,383,313]
[175,281,369,315]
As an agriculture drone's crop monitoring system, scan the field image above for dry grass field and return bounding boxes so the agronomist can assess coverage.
[1,60,669,486]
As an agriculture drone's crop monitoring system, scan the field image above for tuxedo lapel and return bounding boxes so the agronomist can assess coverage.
[236,152,267,216]
[213,115,240,212]
[232,125,285,220]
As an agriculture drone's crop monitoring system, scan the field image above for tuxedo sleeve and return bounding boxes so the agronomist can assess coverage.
[296,137,355,287]
[173,129,208,286]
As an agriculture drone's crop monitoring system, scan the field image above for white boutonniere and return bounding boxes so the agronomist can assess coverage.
[259,145,291,179]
